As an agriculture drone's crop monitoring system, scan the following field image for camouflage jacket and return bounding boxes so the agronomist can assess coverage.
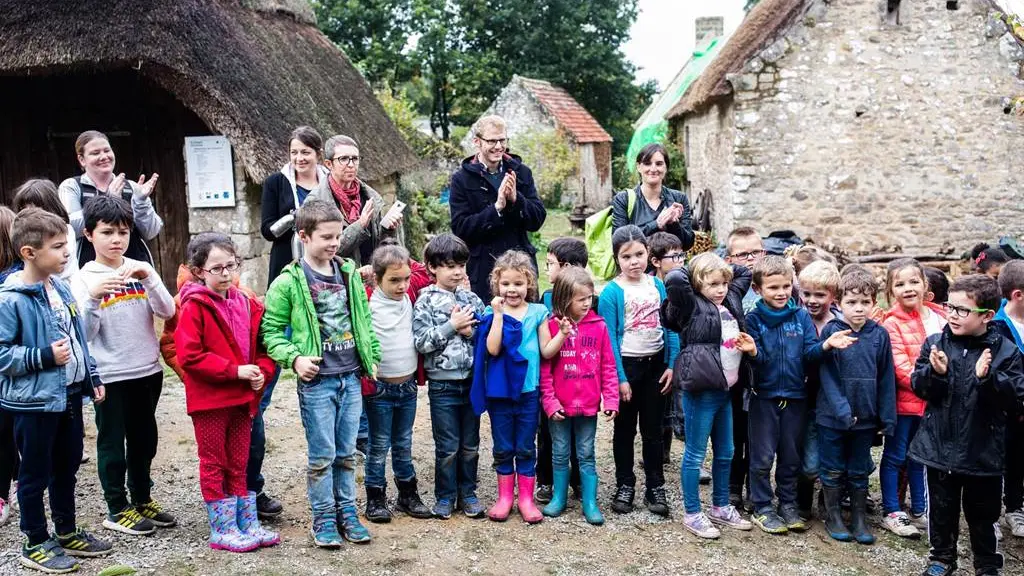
[412,284,485,380]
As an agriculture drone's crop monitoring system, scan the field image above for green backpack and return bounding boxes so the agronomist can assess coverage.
[585,190,636,281]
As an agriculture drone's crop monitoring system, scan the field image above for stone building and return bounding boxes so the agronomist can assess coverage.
[668,0,1024,254]
[464,75,613,219]
[0,0,417,291]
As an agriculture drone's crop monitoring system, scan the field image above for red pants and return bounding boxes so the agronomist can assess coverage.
[191,406,252,502]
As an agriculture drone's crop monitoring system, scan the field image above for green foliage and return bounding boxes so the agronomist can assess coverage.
[398,174,450,259]
[612,137,687,191]
[514,129,577,208]
[313,0,655,166]
[375,86,462,161]
[97,566,137,576]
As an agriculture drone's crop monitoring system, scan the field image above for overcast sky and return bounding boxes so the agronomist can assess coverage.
[623,0,747,90]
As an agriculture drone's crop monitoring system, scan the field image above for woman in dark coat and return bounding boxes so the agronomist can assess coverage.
[611,143,694,252]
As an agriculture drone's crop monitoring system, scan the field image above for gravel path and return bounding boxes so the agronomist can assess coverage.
[1,373,1021,575]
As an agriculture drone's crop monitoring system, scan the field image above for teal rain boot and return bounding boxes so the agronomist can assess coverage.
[580,471,604,526]
[542,469,570,518]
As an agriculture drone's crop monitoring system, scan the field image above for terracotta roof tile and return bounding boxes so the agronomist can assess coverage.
[517,76,613,143]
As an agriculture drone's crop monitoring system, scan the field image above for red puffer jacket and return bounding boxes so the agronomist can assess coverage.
[882,302,947,416]
[174,282,276,416]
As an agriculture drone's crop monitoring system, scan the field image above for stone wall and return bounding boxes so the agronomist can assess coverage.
[681,0,1024,253]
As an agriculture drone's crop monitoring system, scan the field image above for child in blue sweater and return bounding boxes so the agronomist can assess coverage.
[817,271,896,545]
[744,256,853,535]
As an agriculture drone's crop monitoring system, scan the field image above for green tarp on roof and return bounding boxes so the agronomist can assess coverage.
[626,37,725,165]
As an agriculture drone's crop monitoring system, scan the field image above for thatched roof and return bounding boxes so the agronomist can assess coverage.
[0,0,418,182]
[666,0,808,119]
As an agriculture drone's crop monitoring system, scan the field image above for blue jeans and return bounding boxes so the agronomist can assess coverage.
[297,371,362,519]
[681,389,733,514]
[247,365,280,494]
[428,379,480,501]
[364,378,418,489]
[881,415,926,515]
[818,426,875,490]
[488,391,540,476]
[549,416,597,476]
[801,409,820,480]
[748,396,806,509]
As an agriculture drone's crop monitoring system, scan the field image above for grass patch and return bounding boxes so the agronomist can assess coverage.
[536,208,581,294]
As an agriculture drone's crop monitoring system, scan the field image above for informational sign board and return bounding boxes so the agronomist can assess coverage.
[185,136,235,208]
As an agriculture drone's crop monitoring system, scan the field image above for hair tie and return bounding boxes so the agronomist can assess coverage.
[975,252,987,266]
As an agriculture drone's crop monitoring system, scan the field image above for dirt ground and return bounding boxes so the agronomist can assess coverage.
[1,371,1022,576]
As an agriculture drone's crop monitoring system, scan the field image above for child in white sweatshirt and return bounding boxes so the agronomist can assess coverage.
[70,195,175,537]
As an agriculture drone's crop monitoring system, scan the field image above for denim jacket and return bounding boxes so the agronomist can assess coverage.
[0,276,99,412]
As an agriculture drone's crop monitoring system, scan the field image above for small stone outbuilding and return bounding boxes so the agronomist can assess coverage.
[668,0,1024,253]
[465,75,613,219]
[0,0,418,290]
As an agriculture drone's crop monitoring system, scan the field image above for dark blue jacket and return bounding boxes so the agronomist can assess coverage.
[816,318,897,435]
[470,312,529,416]
[745,299,824,400]
[449,154,546,301]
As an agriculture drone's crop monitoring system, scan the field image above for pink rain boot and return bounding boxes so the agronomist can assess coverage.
[516,474,543,524]
[488,474,516,521]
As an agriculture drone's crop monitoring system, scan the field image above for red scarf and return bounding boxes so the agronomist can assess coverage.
[328,177,362,223]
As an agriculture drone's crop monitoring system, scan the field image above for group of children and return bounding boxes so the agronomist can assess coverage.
[2,187,1024,576]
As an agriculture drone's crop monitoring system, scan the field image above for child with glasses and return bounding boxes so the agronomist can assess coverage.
[723,227,763,512]
[174,233,279,552]
[911,275,1024,576]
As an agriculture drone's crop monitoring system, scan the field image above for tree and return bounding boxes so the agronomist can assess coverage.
[312,0,415,87]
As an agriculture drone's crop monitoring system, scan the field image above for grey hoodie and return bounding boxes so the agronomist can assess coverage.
[70,258,175,383]
[412,284,484,380]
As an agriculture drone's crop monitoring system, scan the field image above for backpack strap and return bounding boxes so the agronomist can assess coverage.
[626,189,636,219]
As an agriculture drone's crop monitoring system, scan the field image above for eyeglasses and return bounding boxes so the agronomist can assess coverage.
[728,250,765,261]
[477,136,508,149]
[203,260,240,276]
[662,252,687,262]
[943,303,991,319]
[330,155,360,165]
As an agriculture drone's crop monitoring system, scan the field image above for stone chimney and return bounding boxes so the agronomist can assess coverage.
[695,16,725,43]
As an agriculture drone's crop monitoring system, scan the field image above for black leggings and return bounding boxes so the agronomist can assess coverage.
[0,409,19,500]
[613,354,666,490]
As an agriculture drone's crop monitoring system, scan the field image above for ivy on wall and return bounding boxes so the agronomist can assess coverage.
[514,128,578,208]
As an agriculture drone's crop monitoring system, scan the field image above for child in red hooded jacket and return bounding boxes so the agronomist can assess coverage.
[174,233,279,553]
[539,267,619,525]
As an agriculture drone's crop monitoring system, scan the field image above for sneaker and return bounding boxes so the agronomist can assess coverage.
[56,528,113,558]
[135,499,177,528]
[611,485,635,514]
[645,487,670,517]
[20,538,79,574]
[535,484,553,504]
[909,510,929,531]
[310,518,342,549]
[994,521,1003,542]
[339,507,371,543]
[699,466,712,485]
[683,512,721,539]
[752,507,788,534]
[256,492,284,519]
[0,497,9,527]
[708,505,753,530]
[921,561,955,576]
[458,495,486,519]
[103,506,156,536]
[779,504,807,532]
[432,498,453,520]
[1007,509,1024,538]
[882,511,920,538]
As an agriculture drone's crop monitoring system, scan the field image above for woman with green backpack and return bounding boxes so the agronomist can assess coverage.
[612,144,694,253]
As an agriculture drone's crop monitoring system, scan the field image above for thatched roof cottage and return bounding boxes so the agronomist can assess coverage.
[0,0,418,289]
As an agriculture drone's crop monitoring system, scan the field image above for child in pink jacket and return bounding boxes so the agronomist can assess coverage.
[539,267,619,525]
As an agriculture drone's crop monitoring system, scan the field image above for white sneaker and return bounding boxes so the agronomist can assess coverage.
[683,511,722,539]
[0,497,9,526]
[994,521,1004,541]
[709,505,753,531]
[882,511,920,538]
[1006,510,1024,538]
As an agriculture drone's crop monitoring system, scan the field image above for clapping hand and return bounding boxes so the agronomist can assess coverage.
[107,173,126,197]
[450,305,476,336]
[976,348,993,379]
[136,173,158,199]
[503,171,517,203]
[358,199,376,227]
[929,345,948,375]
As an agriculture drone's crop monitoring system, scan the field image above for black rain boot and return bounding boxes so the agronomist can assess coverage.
[823,487,852,542]
[365,486,392,523]
[396,478,433,519]
[796,476,815,522]
[850,488,875,545]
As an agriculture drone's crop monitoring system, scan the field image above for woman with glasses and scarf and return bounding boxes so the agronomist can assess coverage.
[611,143,695,253]
[308,135,399,267]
